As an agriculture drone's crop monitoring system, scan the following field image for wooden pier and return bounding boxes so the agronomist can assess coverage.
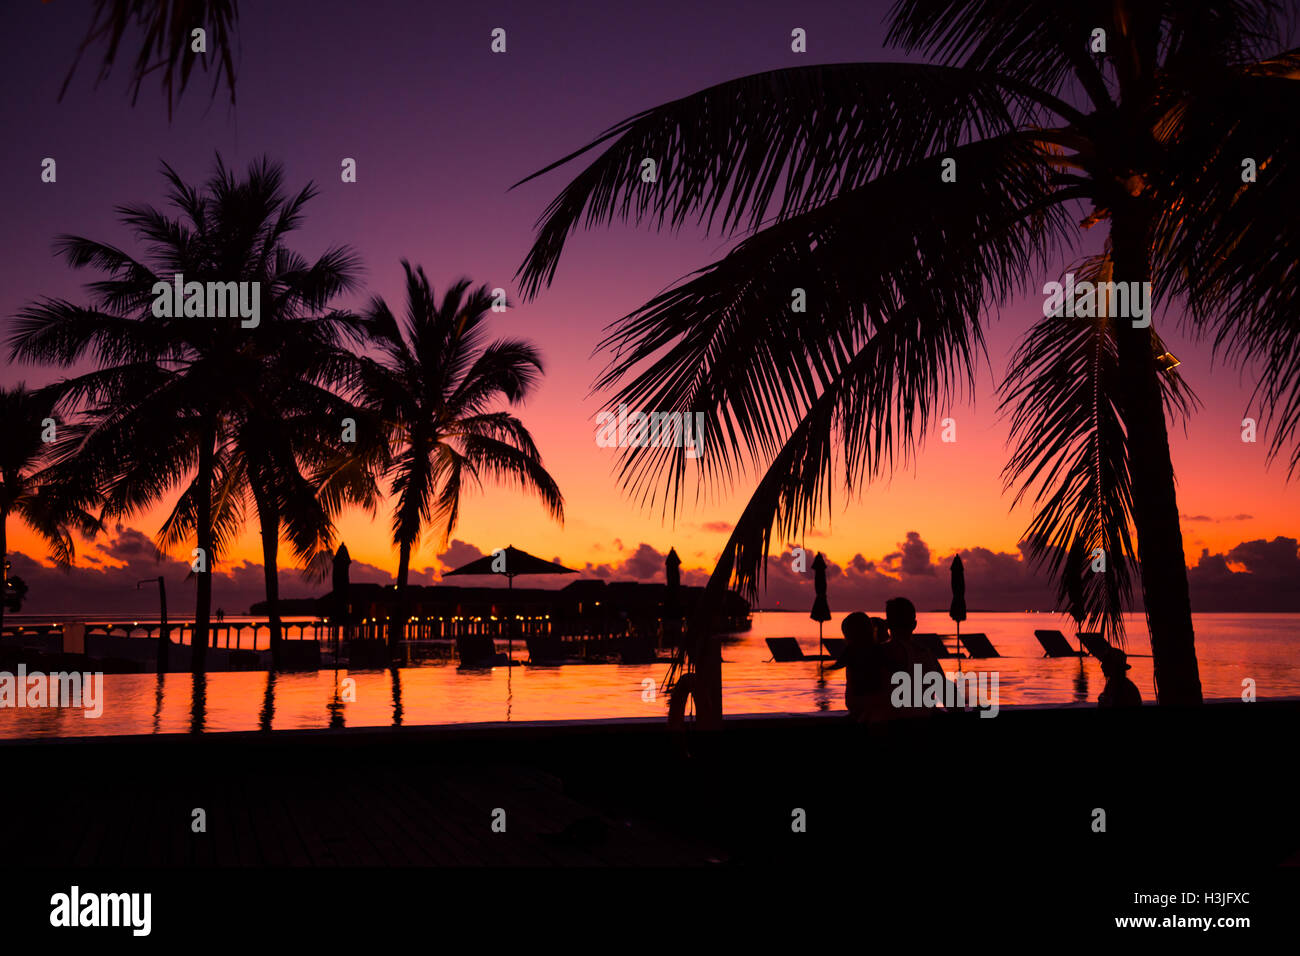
[0,613,676,668]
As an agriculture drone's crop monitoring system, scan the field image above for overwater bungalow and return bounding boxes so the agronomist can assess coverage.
[293,578,751,662]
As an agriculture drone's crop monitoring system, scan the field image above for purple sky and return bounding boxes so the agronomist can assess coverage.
[2,0,1297,616]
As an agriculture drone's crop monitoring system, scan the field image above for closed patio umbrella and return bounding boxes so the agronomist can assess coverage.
[949,555,967,668]
[811,553,831,669]
[662,548,683,651]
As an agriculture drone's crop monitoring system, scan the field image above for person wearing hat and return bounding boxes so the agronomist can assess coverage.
[1098,648,1142,708]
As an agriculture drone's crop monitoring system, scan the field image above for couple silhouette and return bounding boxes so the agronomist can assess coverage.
[835,597,951,723]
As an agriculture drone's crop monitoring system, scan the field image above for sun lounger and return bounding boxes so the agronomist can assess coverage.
[913,633,954,658]
[1034,629,1080,657]
[764,637,832,662]
[1078,632,1112,660]
[958,632,999,658]
[822,637,846,660]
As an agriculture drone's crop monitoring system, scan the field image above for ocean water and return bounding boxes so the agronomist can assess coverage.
[0,612,1295,738]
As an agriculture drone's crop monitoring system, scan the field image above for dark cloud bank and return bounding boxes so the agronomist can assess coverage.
[6,525,1299,616]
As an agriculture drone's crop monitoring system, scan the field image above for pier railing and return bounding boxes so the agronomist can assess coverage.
[3,614,564,651]
[2,620,325,650]
[2,612,700,658]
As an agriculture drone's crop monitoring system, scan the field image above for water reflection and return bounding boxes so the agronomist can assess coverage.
[327,672,346,729]
[1073,656,1090,702]
[812,671,833,712]
[259,671,277,731]
[189,673,207,734]
[152,675,165,735]
[0,613,1295,738]
[390,667,403,727]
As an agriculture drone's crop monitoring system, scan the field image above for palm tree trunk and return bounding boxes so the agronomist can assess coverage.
[389,539,412,662]
[1111,200,1203,705]
[257,502,283,670]
[688,547,732,731]
[192,419,215,674]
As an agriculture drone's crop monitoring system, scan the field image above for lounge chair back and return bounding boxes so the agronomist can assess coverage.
[765,637,807,662]
[913,633,953,658]
[959,632,1000,658]
[1078,632,1112,660]
[1034,629,1078,657]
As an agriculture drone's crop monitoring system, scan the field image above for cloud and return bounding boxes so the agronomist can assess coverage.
[578,542,676,582]
[1184,537,1300,611]
[434,539,485,574]
[97,525,166,561]
[757,536,1054,612]
[757,533,1300,614]
[699,521,731,533]
[6,526,1297,616]
[6,532,282,618]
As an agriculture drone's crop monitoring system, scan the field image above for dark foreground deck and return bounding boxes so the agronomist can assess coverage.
[4,701,1299,872]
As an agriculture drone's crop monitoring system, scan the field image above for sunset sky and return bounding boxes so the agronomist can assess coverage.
[2,0,1297,612]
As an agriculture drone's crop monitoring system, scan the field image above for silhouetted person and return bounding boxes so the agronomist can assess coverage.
[884,597,955,715]
[1098,649,1142,708]
[215,607,224,622]
[837,612,892,722]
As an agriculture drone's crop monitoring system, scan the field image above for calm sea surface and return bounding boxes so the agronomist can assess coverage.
[1,612,1296,738]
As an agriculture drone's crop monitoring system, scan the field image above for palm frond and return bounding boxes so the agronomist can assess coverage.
[60,0,240,120]
[514,61,1067,298]
[594,131,1078,518]
[999,255,1198,641]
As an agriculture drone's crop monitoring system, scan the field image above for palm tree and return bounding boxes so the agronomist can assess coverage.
[0,385,101,638]
[9,155,361,672]
[514,1,1300,710]
[353,262,564,659]
[61,0,239,119]
[232,377,370,669]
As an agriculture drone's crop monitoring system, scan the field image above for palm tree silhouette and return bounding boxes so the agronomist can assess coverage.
[352,262,564,659]
[9,155,361,672]
[231,366,372,669]
[60,0,239,120]
[515,1,1300,709]
[0,384,101,637]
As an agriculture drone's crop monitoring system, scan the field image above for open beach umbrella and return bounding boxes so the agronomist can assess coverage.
[811,553,831,666]
[949,555,967,666]
[443,545,577,661]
